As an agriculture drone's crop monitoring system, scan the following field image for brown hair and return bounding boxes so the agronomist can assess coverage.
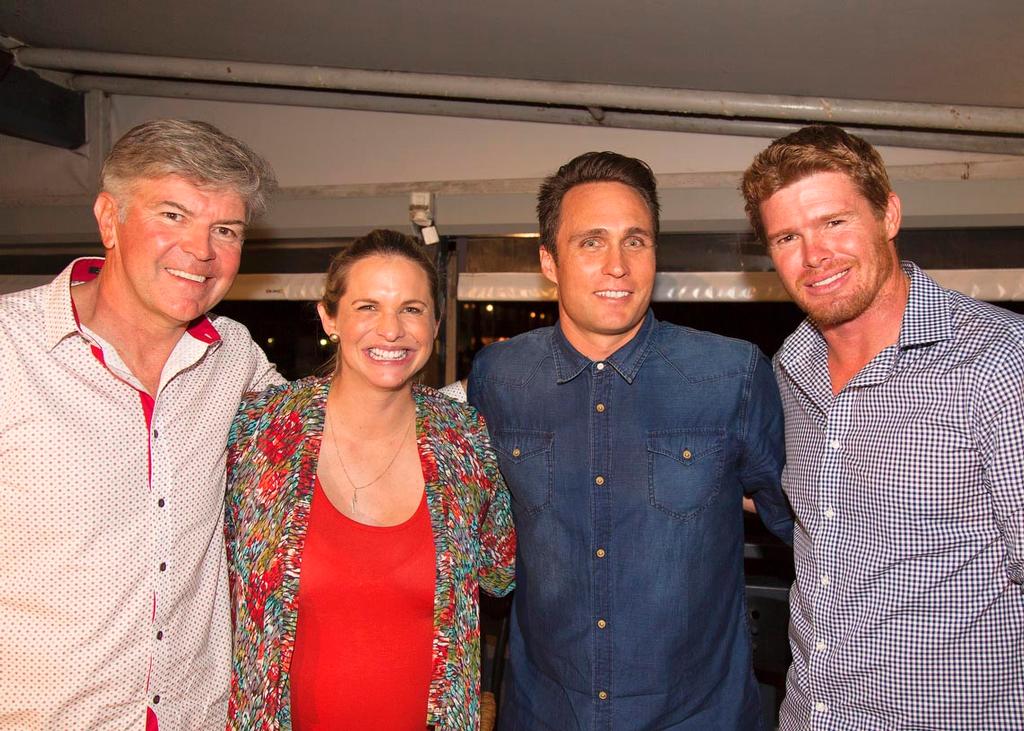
[537,151,660,261]
[741,125,892,243]
[321,229,441,320]
[101,119,277,223]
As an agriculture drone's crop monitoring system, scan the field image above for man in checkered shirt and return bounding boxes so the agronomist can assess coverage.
[741,125,1024,730]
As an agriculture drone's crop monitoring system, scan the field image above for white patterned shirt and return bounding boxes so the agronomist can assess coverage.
[0,259,281,730]
[775,261,1024,730]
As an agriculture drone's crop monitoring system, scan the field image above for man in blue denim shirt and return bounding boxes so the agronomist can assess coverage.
[469,152,793,730]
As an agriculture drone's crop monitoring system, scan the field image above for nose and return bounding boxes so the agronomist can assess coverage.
[801,233,832,269]
[375,309,405,341]
[602,243,629,278]
[180,227,215,261]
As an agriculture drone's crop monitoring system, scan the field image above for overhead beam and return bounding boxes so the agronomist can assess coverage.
[0,50,85,149]
[16,47,1024,139]
[68,75,1024,156]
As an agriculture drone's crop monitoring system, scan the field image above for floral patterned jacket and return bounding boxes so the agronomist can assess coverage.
[224,377,516,730]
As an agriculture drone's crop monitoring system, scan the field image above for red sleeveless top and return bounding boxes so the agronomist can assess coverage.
[290,477,436,729]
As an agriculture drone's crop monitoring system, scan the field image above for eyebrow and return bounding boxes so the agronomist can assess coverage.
[765,209,857,240]
[569,226,653,241]
[352,298,430,307]
[157,200,245,227]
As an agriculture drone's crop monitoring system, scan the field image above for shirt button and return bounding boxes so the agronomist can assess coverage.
[598,691,608,700]
[595,403,606,413]
[820,574,830,586]
[815,640,826,651]
[595,548,606,558]
[597,619,607,629]
[159,562,167,572]
[512,448,521,458]
[829,439,841,450]
[158,498,165,508]
[596,362,605,371]
[814,701,828,713]
[153,695,161,705]
[157,631,164,640]
[594,476,605,486]
[681,449,693,460]
[153,429,159,439]
[824,507,835,519]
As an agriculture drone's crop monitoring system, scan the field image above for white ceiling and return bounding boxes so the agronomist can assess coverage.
[2,0,1023,108]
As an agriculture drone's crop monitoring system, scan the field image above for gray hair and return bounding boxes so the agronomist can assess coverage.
[100,119,277,223]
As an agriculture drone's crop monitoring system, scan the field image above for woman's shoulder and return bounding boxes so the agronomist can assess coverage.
[231,375,329,444]
[415,383,481,429]
[239,375,328,413]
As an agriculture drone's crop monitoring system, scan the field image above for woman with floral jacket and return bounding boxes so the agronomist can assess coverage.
[225,230,515,730]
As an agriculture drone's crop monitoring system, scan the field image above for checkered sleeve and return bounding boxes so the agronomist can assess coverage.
[975,339,1024,586]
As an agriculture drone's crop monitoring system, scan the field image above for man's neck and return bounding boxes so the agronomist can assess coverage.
[71,278,186,395]
[558,318,645,363]
[822,272,910,395]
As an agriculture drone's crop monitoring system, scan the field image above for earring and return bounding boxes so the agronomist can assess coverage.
[328,332,340,344]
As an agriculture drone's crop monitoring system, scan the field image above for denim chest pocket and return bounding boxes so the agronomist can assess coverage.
[647,428,727,521]
[492,428,554,515]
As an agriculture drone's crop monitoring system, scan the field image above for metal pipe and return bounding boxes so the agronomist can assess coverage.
[70,74,1024,156]
[20,47,1024,136]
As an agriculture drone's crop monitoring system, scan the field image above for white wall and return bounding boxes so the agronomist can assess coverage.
[2,94,1023,243]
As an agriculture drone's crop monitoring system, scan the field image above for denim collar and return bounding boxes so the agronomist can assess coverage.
[550,309,656,384]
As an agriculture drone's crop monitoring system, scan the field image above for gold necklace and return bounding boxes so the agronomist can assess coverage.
[326,410,413,513]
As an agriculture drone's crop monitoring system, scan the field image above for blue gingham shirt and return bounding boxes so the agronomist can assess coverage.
[775,262,1024,730]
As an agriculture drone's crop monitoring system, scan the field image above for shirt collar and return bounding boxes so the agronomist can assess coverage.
[897,261,953,349]
[43,256,223,351]
[550,309,656,384]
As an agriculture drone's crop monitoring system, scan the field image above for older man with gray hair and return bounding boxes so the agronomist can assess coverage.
[0,119,282,730]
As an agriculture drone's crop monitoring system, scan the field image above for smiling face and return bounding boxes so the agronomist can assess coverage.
[318,254,438,392]
[93,174,246,331]
[760,171,904,332]
[540,181,656,360]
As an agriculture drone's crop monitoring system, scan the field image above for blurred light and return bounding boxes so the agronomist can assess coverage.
[529,311,537,319]
[485,303,494,312]
[539,313,546,320]
[266,337,275,346]
[319,338,329,347]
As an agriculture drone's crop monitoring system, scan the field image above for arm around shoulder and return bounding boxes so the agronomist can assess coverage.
[741,347,794,544]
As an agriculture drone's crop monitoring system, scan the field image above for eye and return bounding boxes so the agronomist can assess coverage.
[213,226,241,240]
[580,238,602,249]
[623,236,648,249]
[356,303,377,311]
[161,211,184,222]
[403,305,425,315]
[826,219,845,228]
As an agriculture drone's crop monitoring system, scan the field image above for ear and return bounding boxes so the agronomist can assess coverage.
[93,192,120,251]
[316,302,335,336]
[883,192,902,243]
[539,245,559,287]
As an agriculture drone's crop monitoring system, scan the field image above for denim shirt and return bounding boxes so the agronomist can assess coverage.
[469,311,791,731]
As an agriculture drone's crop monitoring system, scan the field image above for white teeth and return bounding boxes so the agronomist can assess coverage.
[167,268,207,283]
[368,348,407,361]
[596,290,630,299]
[810,269,848,288]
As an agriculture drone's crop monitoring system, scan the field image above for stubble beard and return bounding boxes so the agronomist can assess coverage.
[802,236,898,329]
